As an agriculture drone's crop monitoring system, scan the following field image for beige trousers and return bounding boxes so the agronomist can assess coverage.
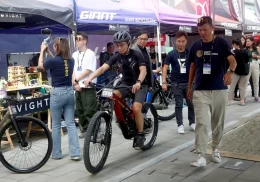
[246,63,259,97]
[193,90,227,154]
[228,74,248,100]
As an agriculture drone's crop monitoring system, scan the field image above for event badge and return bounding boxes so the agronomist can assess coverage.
[180,62,186,73]
[203,63,211,74]
[77,66,82,71]
[178,58,186,73]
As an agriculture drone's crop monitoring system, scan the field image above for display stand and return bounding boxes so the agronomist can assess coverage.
[0,108,14,150]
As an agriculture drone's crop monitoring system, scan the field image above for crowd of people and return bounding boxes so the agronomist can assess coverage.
[37,15,260,168]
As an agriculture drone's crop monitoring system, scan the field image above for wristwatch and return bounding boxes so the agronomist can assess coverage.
[136,80,142,84]
[162,82,167,84]
[227,69,234,74]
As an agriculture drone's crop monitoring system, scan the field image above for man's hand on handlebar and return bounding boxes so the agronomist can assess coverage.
[132,82,141,94]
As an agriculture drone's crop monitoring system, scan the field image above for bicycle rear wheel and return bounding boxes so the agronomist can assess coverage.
[141,103,158,150]
[84,111,112,174]
[151,88,175,121]
[0,116,52,173]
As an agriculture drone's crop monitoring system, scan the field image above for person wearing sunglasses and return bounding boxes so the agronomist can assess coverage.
[84,31,148,150]
[72,32,97,138]
[187,16,237,167]
[132,30,153,89]
[38,37,81,161]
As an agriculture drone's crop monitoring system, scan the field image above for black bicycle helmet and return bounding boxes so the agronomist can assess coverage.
[113,31,131,43]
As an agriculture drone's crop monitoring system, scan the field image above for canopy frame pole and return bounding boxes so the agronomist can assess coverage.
[156,24,162,84]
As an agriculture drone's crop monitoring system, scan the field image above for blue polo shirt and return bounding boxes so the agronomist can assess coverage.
[165,48,190,83]
[43,56,74,87]
[189,36,233,90]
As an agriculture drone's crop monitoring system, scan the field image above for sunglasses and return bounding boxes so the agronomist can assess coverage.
[75,37,85,42]
[58,37,65,43]
[197,17,212,25]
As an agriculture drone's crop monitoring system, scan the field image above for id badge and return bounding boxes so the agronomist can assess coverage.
[203,63,211,74]
[180,65,186,73]
[77,66,82,71]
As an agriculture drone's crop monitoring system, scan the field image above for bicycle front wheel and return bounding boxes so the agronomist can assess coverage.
[84,111,112,174]
[142,102,158,150]
[0,116,52,173]
[151,88,175,121]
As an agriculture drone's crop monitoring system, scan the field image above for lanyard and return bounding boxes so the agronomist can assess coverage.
[177,50,186,66]
[201,35,215,63]
[77,50,86,68]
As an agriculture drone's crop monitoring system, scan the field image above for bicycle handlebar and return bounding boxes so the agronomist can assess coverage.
[3,97,20,105]
[89,82,133,90]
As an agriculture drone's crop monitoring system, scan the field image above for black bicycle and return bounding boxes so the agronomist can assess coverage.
[151,73,175,121]
[83,83,158,174]
[0,97,52,173]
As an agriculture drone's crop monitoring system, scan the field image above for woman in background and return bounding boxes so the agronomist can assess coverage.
[228,39,249,106]
[245,37,260,102]
[38,37,81,160]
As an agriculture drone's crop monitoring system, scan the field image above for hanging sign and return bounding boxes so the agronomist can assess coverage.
[225,29,232,36]
[0,12,25,23]
[109,24,129,31]
[179,25,192,33]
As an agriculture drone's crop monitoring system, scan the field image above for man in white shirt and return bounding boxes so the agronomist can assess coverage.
[72,32,97,138]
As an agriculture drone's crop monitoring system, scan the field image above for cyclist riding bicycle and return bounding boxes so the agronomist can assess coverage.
[84,31,148,149]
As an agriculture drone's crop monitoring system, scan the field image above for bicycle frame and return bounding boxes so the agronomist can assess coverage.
[112,93,134,123]
[0,102,27,146]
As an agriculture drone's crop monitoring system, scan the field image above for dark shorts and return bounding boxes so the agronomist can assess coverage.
[117,83,148,104]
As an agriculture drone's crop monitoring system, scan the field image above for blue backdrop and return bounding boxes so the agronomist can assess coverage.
[0,34,65,78]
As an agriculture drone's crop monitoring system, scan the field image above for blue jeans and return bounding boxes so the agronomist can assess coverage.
[50,86,80,158]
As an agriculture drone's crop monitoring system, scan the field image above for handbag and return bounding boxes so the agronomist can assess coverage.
[239,50,249,75]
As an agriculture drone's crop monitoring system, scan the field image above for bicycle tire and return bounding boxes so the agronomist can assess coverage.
[83,111,112,174]
[151,89,176,121]
[141,103,158,151]
[0,116,52,173]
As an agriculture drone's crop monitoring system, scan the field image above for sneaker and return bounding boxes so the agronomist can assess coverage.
[212,149,221,163]
[50,156,62,160]
[178,125,185,134]
[189,123,196,131]
[79,132,87,138]
[69,156,81,161]
[255,97,260,102]
[190,154,207,167]
[133,134,146,150]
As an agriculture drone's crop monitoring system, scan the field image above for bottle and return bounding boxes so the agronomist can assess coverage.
[146,91,152,102]
[0,77,7,108]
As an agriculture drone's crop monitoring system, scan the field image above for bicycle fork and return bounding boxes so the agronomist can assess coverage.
[8,106,28,147]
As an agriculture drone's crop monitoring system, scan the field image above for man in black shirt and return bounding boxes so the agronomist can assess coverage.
[84,31,148,150]
[98,42,117,85]
[132,30,153,88]
[188,16,236,167]
[162,31,195,134]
